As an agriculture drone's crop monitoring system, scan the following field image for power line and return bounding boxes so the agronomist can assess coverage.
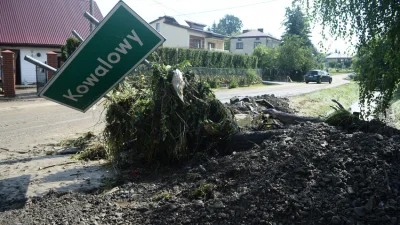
[151,0,195,20]
[161,0,281,17]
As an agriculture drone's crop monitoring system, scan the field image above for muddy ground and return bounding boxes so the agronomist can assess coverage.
[1,95,400,225]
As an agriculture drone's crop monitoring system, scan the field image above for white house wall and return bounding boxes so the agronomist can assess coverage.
[20,47,59,83]
[151,21,190,48]
[0,46,59,83]
[150,19,225,50]
[230,37,280,55]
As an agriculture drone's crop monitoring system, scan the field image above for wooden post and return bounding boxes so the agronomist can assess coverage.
[1,50,16,97]
[46,52,58,80]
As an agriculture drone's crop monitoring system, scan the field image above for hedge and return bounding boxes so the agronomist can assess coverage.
[148,47,258,69]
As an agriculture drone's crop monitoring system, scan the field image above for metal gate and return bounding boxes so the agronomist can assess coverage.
[36,65,47,93]
[0,56,3,94]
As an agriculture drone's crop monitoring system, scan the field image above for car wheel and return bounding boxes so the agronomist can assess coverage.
[306,81,309,84]
[317,78,321,84]
[329,79,332,84]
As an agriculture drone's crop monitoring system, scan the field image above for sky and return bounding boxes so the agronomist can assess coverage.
[95,0,354,54]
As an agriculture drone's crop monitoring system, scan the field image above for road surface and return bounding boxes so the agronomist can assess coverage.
[215,74,350,103]
[0,74,350,151]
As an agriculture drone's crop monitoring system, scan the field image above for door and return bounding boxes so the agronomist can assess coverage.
[10,49,21,85]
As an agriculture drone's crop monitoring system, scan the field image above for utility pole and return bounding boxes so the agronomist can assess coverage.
[90,0,94,32]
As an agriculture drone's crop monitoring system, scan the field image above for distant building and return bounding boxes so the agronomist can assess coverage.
[149,16,227,51]
[230,29,281,55]
[325,53,353,63]
[0,0,103,84]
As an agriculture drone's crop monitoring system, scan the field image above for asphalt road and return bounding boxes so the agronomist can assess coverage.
[0,100,105,151]
[215,74,350,103]
[0,74,349,151]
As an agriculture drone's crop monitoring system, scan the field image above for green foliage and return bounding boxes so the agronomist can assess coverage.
[343,60,352,68]
[253,45,278,69]
[61,37,81,61]
[328,61,336,68]
[277,35,315,80]
[149,47,258,69]
[302,0,400,115]
[245,69,262,85]
[207,78,219,88]
[73,143,106,161]
[60,132,95,149]
[208,14,243,36]
[190,183,215,200]
[229,77,238,89]
[325,109,356,127]
[282,5,313,48]
[104,64,237,166]
[352,38,397,116]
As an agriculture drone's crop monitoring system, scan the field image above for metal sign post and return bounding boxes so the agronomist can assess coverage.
[33,1,165,112]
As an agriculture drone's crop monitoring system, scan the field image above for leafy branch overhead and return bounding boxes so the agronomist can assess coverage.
[301,0,400,115]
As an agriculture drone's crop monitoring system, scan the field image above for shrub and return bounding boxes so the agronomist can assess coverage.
[229,78,238,89]
[149,47,258,69]
[245,70,262,85]
[207,78,219,88]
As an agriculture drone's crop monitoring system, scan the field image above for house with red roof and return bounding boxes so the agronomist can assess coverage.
[0,0,103,84]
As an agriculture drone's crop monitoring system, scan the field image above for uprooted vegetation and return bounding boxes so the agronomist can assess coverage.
[103,63,237,167]
[58,132,107,161]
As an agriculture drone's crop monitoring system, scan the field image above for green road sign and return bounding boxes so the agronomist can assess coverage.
[39,1,165,112]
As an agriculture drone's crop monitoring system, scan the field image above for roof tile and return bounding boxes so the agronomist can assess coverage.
[0,0,103,46]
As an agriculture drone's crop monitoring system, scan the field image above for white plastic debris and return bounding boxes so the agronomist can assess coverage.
[172,69,185,102]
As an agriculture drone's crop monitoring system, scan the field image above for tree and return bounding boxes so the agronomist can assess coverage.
[61,37,81,61]
[253,45,278,69]
[301,0,400,115]
[207,21,218,33]
[282,5,313,48]
[209,14,243,36]
[277,35,315,80]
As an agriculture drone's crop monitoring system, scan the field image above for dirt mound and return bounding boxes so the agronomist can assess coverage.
[2,123,400,224]
[227,94,295,114]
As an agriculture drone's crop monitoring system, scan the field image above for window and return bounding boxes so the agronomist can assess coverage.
[254,42,261,48]
[194,39,201,48]
[208,42,215,50]
[236,42,243,49]
[238,38,242,41]
[256,37,260,40]
[156,23,160,32]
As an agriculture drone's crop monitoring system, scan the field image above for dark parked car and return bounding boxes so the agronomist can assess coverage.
[305,70,332,84]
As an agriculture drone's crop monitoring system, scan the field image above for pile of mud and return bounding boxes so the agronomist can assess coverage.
[2,122,399,225]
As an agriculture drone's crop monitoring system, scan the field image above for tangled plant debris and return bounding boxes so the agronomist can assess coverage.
[103,62,237,167]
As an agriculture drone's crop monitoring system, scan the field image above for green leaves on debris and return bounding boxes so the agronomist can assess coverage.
[103,63,237,167]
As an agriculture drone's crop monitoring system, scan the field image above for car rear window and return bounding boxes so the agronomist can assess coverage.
[307,71,318,75]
